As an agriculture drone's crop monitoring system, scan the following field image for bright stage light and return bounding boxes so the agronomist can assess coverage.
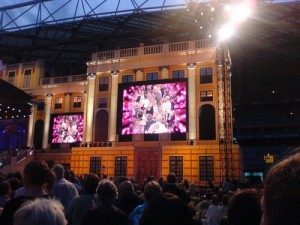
[218,23,235,42]
[229,2,252,23]
[217,1,253,43]
[224,4,231,12]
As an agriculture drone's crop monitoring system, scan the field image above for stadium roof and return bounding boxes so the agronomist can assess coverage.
[0,0,299,75]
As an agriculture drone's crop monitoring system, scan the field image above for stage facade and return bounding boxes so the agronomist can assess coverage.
[1,39,241,185]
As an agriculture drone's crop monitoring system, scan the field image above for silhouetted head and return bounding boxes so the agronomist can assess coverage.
[144,181,162,202]
[211,195,220,205]
[53,164,65,179]
[83,174,99,194]
[228,189,261,225]
[118,181,134,198]
[262,153,300,225]
[166,172,176,184]
[97,180,117,206]
[23,160,54,190]
[140,193,193,225]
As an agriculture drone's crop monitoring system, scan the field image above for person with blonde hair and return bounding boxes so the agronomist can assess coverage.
[14,198,67,225]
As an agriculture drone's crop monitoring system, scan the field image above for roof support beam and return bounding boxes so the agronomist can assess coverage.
[0,0,185,32]
[0,0,52,11]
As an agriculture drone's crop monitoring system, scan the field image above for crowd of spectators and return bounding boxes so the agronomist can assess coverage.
[0,152,298,225]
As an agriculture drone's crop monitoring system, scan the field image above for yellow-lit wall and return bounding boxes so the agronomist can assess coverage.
[71,147,134,177]
[2,61,43,91]
[68,143,241,186]
[161,144,241,185]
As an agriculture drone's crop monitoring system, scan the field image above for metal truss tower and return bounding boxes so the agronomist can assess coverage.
[217,44,234,180]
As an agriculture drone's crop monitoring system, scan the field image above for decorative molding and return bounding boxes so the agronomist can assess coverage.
[187,62,197,69]
[111,70,119,75]
[87,73,96,79]
[159,65,169,71]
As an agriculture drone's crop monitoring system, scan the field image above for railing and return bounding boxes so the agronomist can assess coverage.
[72,74,87,82]
[39,40,213,85]
[120,48,138,57]
[196,39,213,48]
[97,51,115,59]
[91,39,214,62]
[169,41,189,51]
[41,78,51,85]
[54,76,68,83]
[16,150,28,162]
[0,146,34,170]
[40,74,87,85]
[144,45,163,54]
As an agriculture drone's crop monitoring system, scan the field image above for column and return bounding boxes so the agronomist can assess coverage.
[42,94,52,149]
[109,71,119,142]
[64,93,71,112]
[161,66,169,79]
[187,63,197,140]
[26,105,35,147]
[135,69,143,81]
[82,91,88,143]
[85,74,96,143]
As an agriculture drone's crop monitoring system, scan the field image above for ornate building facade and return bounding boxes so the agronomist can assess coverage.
[1,39,241,185]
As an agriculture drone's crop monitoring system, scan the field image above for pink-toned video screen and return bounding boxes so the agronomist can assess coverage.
[121,81,187,134]
[51,114,84,143]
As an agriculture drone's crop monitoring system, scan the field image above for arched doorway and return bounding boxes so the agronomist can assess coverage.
[94,110,109,142]
[199,105,216,140]
[33,119,44,149]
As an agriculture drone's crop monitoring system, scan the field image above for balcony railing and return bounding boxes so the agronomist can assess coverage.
[120,48,138,57]
[169,42,189,51]
[97,51,115,59]
[196,39,214,48]
[144,45,163,54]
[40,74,87,85]
[90,39,214,62]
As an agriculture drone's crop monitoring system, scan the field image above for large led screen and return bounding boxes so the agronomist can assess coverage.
[120,80,187,134]
[51,114,84,143]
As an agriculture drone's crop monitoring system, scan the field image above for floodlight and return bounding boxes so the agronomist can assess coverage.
[230,2,252,23]
[218,23,235,42]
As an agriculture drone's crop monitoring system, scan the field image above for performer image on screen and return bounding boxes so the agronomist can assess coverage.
[121,82,186,135]
[130,84,176,133]
[52,115,83,143]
